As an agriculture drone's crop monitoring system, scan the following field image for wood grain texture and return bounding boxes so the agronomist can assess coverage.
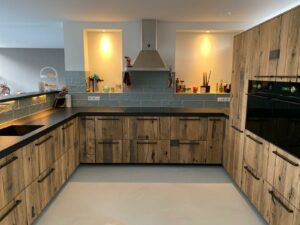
[206,118,225,164]
[126,117,159,140]
[0,150,25,210]
[25,180,41,224]
[22,143,39,188]
[38,166,56,209]
[95,117,124,140]
[96,140,123,163]
[154,140,170,163]
[79,117,96,163]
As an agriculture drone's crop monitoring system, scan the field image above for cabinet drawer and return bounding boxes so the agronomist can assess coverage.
[67,147,79,175]
[0,191,27,225]
[96,117,123,140]
[170,140,207,164]
[54,154,68,189]
[126,117,161,140]
[61,120,76,152]
[25,180,41,224]
[244,131,270,179]
[38,167,56,209]
[22,143,39,188]
[0,150,25,210]
[35,132,56,174]
[171,117,208,140]
[272,147,300,210]
[79,117,96,163]
[96,140,123,163]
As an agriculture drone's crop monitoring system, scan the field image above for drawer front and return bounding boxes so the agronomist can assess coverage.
[25,180,41,224]
[127,117,159,140]
[35,133,56,174]
[171,117,208,140]
[0,150,25,210]
[96,117,123,140]
[79,117,96,163]
[272,148,300,209]
[62,120,76,152]
[67,147,79,175]
[0,191,27,225]
[38,167,56,209]
[170,140,207,164]
[96,140,123,163]
[54,154,68,189]
[22,143,39,188]
[136,140,158,163]
[244,131,269,179]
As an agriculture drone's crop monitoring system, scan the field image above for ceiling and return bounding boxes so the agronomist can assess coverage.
[0,0,299,23]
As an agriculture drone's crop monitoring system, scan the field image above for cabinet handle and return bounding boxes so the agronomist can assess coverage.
[38,168,55,183]
[0,200,22,222]
[62,123,73,130]
[81,118,94,121]
[0,156,18,169]
[97,118,120,121]
[231,125,243,133]
[136,118,158,121]
[179,118,200,121]
[35,135,53,146]
[272,151,299,167]
[244,166,260,181]
[179,141,200,145]
[269,190,294,213]
[138,135,149,140]
[98,141,120,144]
[246,135,263,145]
[209,118,222,122]
[137,141,158,145]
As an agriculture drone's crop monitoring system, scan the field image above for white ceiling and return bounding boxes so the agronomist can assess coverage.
[0,0,299,23]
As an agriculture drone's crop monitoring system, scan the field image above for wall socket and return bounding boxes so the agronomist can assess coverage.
[88,96,100,101]
[217,97,230,102]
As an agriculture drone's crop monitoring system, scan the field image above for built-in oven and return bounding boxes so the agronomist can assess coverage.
[246,80,300,159]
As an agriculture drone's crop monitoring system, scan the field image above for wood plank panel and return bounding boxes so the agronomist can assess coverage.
[79,117,96,163]
[96,140,123,163]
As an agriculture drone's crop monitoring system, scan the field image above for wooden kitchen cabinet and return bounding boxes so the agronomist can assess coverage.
[170,140,207,164]
[38,166,56,209]
[35,132,56,174]
[54,153,68,189]
[243,131,270,179]
[0,150,25,210]
[96,140,123,163]
[170,117,208,141]
[96,117,124,140]
[136,140,157,163]
[79,117,96,163]
[271,147,300,210]
[25,180,41,224]
[206,118,225,164]
[0,191,27,225]
[62,120,76,152]
[22,143,39,188]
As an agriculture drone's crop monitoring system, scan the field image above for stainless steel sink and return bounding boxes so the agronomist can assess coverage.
[0,125,44,136]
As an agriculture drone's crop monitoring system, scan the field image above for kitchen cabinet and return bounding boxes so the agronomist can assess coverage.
[79,117,96,163]
[170,140,207,164]
[25,180,41,224]
[277,7,300,81]
[206,118,225,164]
[136,140,157,163]
[35,132,56,174]
[67,147,79,176]
[38,166,56,209]
[96,117,124,140]
[154,141,170,163]
[0,191,27,225]
[54,153,68,189]
[243,131,270,179]
[170,117,208,141]
[0,150,25,210]
[271,147,300,210]
[96,140,123,163]
[62,120,76,152]
[22,143,39,188]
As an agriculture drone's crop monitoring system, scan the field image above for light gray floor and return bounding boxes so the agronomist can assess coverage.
[34,165,267,225]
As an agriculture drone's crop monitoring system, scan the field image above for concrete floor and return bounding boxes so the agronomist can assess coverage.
[34,165,267,225]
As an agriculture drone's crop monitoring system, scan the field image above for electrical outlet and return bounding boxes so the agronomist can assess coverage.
[217,97,230,102]
[88,96,100,101]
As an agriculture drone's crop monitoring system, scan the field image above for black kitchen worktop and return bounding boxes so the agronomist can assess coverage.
[0,107,229,159]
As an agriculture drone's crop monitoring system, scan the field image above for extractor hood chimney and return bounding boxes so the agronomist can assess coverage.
[129,20,169,72]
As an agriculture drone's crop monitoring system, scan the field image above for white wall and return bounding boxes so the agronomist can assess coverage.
[175,32,236,93]
[0,48,66,94]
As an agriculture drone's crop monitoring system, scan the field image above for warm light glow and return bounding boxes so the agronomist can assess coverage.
[99,35,112,59]
[200,36,212,56]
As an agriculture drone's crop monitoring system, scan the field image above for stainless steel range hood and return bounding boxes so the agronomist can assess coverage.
[128,20,169,72]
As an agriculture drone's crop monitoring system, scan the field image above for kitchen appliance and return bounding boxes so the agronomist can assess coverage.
[246,80,300,159]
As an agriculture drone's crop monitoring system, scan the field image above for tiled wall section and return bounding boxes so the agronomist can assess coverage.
[65,71,230,108]
[0,93,56,124]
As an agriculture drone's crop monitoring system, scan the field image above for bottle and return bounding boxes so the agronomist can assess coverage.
[219,80,224,93]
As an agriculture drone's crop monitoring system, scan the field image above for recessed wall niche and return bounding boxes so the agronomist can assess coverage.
[83,29,123,93]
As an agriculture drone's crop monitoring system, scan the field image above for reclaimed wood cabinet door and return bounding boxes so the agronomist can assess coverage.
[258,16,282,79]
[271,147,300,210]
[96,117,123,140]
[206,118,225,164]
[62,120,76,152]
[126,117,160,140]
[154,141,170,164]
[0,150,25,210]
[38,166,56,209]
[25,180,41,224]
[54,153,68,189]
[96,140,123,163]
[277,6,300,81]
[170,140,207,164]
[136,140,158,163]
[170,117,208,141]
[0,191,27,225]
[79,117,96,163]
[294,209,300,225]
[243,131,270,179]
[223,119,231,172]
[22,143,39,188]
[35,132,55,174]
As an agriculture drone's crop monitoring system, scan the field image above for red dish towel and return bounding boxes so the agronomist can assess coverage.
[123,71,132,87]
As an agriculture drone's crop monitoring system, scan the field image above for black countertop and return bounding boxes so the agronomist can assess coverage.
[0,107,229,159]
[0,91,59,103]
